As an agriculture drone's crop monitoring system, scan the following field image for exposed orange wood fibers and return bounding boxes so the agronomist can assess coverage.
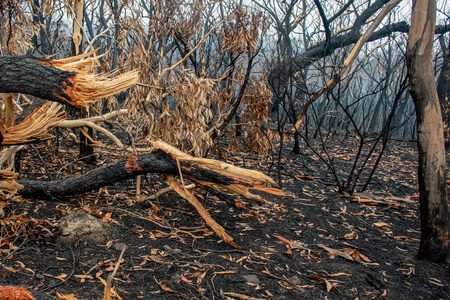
[0,286,36,300]
[37,60,51,66]
[37,59,72,68]
[180,165,195,172]
[125,154,143,173]
[55,77,83,107]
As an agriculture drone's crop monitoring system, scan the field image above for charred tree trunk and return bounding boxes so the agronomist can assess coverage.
[18,151,177,199]
[70,0,96,164]
[78,106,97,164]
[17,150,260,199]
[0,55,138,111]
[406,0,450,264]
[0,56,76,106]
[437,35,450,148]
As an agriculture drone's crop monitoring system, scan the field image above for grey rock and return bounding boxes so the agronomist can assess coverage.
[287,275,302,285]
[242,274,260,284]
[57,212,110,244]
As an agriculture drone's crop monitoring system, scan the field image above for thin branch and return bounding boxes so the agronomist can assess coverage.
[294,0,403,130]
[329,0,355,24]
[159,20,223,77]
[313,0,331,48]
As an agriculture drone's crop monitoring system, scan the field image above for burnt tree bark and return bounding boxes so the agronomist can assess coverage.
[18,151,177,199]
[437,34,450,148]
[406,0,450,264]
[17,150,257,199]
[0,56,76,106]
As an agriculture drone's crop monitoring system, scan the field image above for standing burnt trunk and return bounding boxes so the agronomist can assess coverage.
[437,35,450,148]
[71,0,96,164]
[406,0,450,264]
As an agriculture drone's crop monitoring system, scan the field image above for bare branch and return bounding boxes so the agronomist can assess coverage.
[294,0,403,130]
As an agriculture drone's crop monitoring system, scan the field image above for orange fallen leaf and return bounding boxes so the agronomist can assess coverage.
[181,274,192,285]
[213,270,237,275]
[73,274,93,280]
[351,211,364,216]
[196,269,209,284]
[236,256,248,263]
[352,197,385,204]
[154,278,176,292]
[56,292,79,300]
[327,272,351,277]
[0,239,10,247]
[306,275,333,292]
[341,241,362,249]
[345,248,360,260]
[223,292,265,300]
[102,212,113,222]
[341,232,358,240]
[294,175,315,181]
[318,244,354,261]
[373,222,389,228]
[285,245,293,256]
[273,235,296,245]
[359,253,372,263]
[394,236,420,242]
[234,200,246,209]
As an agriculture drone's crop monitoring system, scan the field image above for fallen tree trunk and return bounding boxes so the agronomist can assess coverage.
[18,150,176,199]
[17,149,276,200]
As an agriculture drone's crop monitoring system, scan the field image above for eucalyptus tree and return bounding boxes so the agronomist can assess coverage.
[407,0,450,264]
[437,29,450,147]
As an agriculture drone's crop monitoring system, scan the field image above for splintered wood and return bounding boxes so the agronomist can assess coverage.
[152,140,285,248]
[41,51,139,108]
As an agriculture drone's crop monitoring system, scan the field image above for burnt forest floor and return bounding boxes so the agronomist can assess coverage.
[1,134,449,300]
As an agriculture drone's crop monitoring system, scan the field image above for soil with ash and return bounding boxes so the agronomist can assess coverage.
[1,138,449,300]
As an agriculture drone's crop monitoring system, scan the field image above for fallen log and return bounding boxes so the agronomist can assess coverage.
[18,150,176,199]
[18,148,278,200]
